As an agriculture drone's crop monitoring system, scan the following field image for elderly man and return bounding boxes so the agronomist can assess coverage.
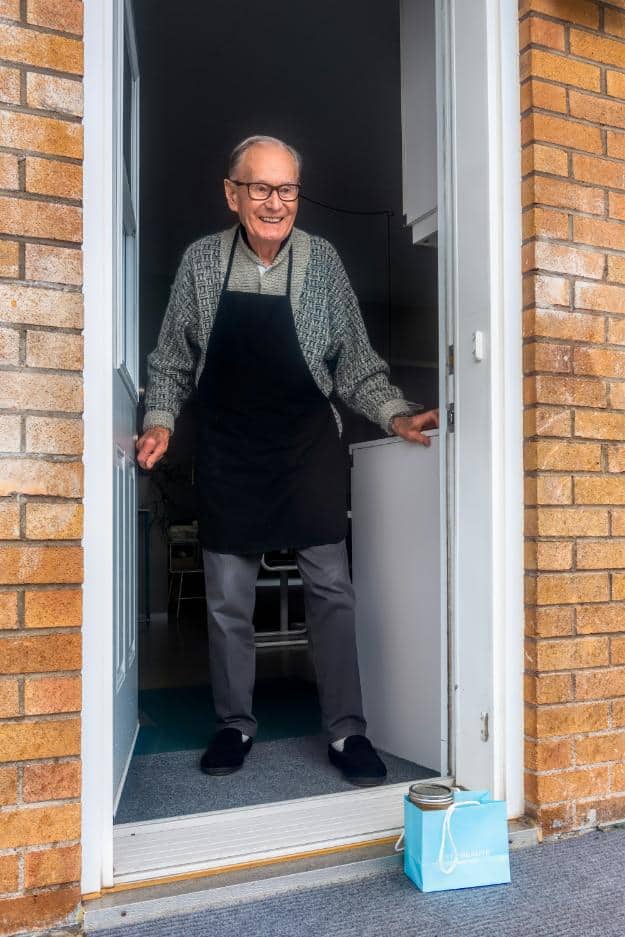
[137,135,438,786]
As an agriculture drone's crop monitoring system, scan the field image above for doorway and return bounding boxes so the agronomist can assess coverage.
[82,0,524,893]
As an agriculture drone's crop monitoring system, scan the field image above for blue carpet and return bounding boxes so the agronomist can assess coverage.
[115,734,436,823]
[136,678,322,755]
[96,828,625,936]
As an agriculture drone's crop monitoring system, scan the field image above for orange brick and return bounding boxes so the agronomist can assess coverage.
[0,886,81,936]
[575,408,625,440]
[530,801,576,835]
[608,318,625,345]
[576,602,625,634]
[576,731,625,764]
[0,239,19,277]
[0,460,82,498]
[0,193,81,241]
[0,64,20,104]
[0,591,18,629]
[24,588,81,628]
[611,636,625,664]
[570,30,625,70]
[536,636,609,670]
[25,416,83,455]
[0,151,19,189]
[25,502,83,540]
[25,330,83,370]
[522,142,569,176]
[0,282,82,328]
[523,207,569,240]
[521,48,600,92]
[575,476,625,504]
[526,241,604,279]
[524,341,572,374]
[536,572,608,605]
[25,156,82,200]
[524,309,604,343]
[0,678,19,717]
[536,476,573,505]
[0,498,19,538]
[577,539,625,569]
[525,439,601,471]
[607,444,625,471]
[573,154,625,191]
[27,0,83,35]
[570,89,625,130]
[519,0,599,29]
[608,257,625,285]
[574,217,625,252]
[536,701,609,736]
[605,7,625,40]
[532,606,575,638]
[0,22,82,74]
[607,70,625,100]
[613,700,625,726]
[576,667,625,700]
[0,109,82,160]
[24,844,81,889]
[24,675,81,715]
[0,765,17,806]
[0,0,20,21]
[534,507,608,536]
[0,325,21,366]
[0,543,82,583]
[520,15,566,51]
[0,803,80,848]
[0,853,19,893]
[574,346,625,377]
[525,737,573,771]
[0,372,83,412]
[524,406,571,437]
[612,509,625,534]
[522,114,603,157]
[23,760,80,802]
[529,375,606,407]
[0,414,21,456]
[25,244,82,286]
[533,540,574,570]
[0,721,80,767]
[609,192,625,222]
[613,763,625,790]
[523,272,570,306]
[525,175,605,213]
[521,79,568,114]
[535,674,574,705]
[536,766,610,803]
[26,72,83,117]
[608,131,625,160]
[612,572,625,599]
[0,632,81,673]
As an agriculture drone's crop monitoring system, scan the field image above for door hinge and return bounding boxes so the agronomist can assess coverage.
[447,402,455,432]
[480,711,489,742]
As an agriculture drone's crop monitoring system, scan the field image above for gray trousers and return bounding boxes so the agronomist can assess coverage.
[202,540,366,742]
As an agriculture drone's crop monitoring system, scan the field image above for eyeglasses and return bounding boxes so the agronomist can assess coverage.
[228,180,301,202]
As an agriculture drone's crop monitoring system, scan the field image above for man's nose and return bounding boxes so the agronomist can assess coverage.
[264,190,283,211]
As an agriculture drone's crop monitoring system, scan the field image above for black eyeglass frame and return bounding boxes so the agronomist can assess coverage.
[228,180,301,202]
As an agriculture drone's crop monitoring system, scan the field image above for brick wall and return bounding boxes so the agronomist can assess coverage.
[0,1,84,934]
[521,0,625,835]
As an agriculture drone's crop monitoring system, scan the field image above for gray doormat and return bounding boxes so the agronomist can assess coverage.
[115,734,437,824]
[96,828,625,937]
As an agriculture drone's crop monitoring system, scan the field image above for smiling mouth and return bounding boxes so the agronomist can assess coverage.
[259,217,284,223]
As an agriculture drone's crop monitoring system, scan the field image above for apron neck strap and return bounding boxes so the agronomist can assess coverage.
[225,228,293,294]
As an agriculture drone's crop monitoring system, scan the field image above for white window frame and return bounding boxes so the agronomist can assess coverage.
[82,0,523,894]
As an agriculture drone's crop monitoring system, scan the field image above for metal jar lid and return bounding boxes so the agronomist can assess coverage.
[408,782,454,807]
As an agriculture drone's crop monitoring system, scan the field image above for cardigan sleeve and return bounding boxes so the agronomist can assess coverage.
[143,246,201,434]
[326,245,414,433]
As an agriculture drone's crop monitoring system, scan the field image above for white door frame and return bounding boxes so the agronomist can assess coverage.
[81,0,523,894]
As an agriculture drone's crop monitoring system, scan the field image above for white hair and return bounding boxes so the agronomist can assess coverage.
[228,135,302,179]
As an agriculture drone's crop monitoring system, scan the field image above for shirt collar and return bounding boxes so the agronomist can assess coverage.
[239,223,291,269]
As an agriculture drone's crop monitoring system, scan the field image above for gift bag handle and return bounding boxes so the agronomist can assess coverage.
[438,800,482,874]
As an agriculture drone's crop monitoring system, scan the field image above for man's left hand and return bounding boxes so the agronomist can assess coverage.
[390,408,439,445]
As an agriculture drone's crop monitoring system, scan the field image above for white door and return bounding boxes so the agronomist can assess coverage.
[351,433,444,773]
[112,0,140,807]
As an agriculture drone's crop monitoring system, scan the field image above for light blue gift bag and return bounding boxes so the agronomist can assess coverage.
[401,790,511,892]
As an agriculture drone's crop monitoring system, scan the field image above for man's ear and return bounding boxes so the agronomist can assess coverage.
[224,179,238,212]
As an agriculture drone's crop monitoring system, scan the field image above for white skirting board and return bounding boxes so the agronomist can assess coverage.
[113,778,450,884]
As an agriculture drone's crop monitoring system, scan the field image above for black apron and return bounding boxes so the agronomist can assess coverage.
[195,230,347,554]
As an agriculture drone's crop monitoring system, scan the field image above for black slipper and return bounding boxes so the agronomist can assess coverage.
[328,735,388,787]
[200,728,253,775]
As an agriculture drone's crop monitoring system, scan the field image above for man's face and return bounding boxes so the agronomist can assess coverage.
[224,143,299,247]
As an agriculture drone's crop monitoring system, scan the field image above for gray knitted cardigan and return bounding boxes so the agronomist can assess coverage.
[143,225,411,435]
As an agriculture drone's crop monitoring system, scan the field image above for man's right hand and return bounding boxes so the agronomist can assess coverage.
[136,426,171,470]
